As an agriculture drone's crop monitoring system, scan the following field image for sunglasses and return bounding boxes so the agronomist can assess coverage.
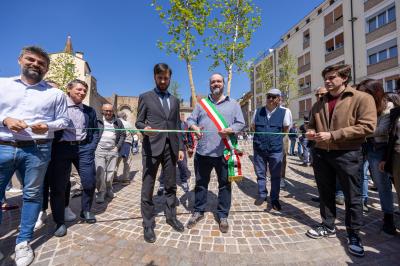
[315,93,325,97]
[266,94,278,99]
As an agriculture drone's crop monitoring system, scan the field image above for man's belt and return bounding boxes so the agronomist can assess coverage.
[0,139,51,147]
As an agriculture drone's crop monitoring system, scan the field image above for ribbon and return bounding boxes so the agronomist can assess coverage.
[198,98,243,182]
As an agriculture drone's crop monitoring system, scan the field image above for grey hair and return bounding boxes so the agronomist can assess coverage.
[117,111,127,120]
[20,46,50,66]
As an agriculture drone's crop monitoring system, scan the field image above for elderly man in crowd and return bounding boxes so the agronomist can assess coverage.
[95,104,125,203]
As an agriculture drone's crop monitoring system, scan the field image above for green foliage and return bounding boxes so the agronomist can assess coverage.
[277,47,297,106]
[46,53,78,93]
[205,0,261,95]
[169,81,181,100]
[258,57,273,93]
[152,0,210,62]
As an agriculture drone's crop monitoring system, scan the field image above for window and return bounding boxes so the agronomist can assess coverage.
[389,46,398,57]
[325,33,344,53]
[368,45,398,65]
[318,8,322,15]
[324,4,342,26]
[306,18,310,24]
[386,80,396,92]
[334,5,343,21]
[388,6,396,22]
[367,6,397,33]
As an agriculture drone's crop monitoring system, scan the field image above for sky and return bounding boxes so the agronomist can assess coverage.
[0,0,322,102]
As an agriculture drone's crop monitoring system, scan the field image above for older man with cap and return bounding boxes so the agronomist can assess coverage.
[251,88,292,210]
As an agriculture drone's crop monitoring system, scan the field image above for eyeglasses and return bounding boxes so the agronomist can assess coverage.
[266,94,278,99]
[315,93,325,97]
[102,110,113,113]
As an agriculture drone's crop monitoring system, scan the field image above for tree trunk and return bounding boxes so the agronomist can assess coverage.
[227,63,233,97]
[186,61,197,107]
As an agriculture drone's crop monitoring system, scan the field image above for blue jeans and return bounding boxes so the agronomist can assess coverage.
[289,138,302,155]
[300,139,310,163]
[362,160,369,204]
[0,142,52,244]
[366,143,393,214]
[253,148,283,201]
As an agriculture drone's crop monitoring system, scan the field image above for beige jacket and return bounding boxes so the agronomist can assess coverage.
[309,86,377,151]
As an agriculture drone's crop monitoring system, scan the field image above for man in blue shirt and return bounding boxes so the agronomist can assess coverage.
[186,73,245,233]
[0,46,69,266]
[252,88,291,210]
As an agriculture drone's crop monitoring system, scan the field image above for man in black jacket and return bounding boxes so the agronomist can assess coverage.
[95,104,126,203]
[136,63,185,243]
[44,79,100,237]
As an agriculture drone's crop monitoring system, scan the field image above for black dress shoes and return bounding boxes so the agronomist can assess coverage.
[166,218,184,232]
[54,224,67,237]
[271,200,282,211]
[144,227,156,243]
[254,197,266,206]
[80,211,96,224]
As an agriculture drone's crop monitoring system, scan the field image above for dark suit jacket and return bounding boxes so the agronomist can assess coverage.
[54,104,100,151]
[135,89,183,157]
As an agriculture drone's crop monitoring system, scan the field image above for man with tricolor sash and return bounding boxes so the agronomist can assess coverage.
[252,88,292,211]
[186,73,245,233]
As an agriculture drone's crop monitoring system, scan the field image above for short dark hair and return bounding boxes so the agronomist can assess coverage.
[321,63,352,86]
[20,46,50,66]
[66,79,88,90]
[153,63,172,76]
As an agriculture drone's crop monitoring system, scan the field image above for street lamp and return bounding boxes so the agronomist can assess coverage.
[269,48,277,88]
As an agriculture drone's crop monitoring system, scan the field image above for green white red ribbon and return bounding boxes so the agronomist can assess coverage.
[198,98,243,182]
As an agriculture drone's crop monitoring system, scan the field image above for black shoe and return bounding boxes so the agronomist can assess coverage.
[166,218,184,232]
[347,233,365,257]
[254,197,266,206]
[80,211,96,224]
[382,213,396,235]
[311,197,320,202]
[219,217,229,233]
[54,224,67,237]
[186,212,205,229]
[143,226,156,243]
[271,200,282,211]
[306,224,336,239]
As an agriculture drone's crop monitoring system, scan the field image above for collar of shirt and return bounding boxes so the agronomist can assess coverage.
[102,116,116,124]
[208,94,230,105]
[12,76,47,88]
[154,87,170,98]
[265,106,279,115]
[67,97,84,109]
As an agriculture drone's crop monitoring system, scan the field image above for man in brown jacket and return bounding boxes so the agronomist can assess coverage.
[305,64,376,257]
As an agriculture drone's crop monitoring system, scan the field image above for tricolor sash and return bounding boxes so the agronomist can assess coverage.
[199,98,243,182]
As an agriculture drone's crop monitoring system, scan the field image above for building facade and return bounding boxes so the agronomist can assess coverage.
[252,0,399,122]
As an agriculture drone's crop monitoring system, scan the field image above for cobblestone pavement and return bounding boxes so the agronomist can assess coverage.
[1,142,400,265]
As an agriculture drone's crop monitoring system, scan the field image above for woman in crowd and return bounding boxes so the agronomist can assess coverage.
[357,79,396,235]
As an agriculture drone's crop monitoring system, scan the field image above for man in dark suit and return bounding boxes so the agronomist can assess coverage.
[136,63,185,243]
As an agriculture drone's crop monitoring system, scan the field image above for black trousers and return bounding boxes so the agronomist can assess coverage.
[141,140,177,227]
[48,142,96,225]
[313,148,363,234]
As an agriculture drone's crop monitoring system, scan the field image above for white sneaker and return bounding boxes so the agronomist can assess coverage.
[8,187,22,193]
[64,207,77,222]
[15,241,34,266]
[34,211,47,230]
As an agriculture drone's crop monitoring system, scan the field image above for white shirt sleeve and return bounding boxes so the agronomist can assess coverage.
[283,108,292,127]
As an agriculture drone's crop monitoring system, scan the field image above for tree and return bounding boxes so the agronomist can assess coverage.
[46,52,78,93]
[152,0,210,107]
[46,53,77,92]
[170,81,181,101]
[258,57,273,93]
[206,0,261,97]
[277,47,297,107]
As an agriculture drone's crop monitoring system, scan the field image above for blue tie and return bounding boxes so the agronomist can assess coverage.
[161,93,170,117]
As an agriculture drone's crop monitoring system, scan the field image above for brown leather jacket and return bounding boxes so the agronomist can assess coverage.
[309,86,377,151]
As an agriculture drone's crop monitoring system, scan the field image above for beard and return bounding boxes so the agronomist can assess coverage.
[22,67,44,83]
[210,87,222,97]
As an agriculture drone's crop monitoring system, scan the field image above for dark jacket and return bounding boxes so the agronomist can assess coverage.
[135,89,183,157]
[384,106,400,174]
[54,104,100,151]
[97,116,126,150]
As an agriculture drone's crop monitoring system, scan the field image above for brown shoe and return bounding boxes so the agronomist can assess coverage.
[219,218,229,233]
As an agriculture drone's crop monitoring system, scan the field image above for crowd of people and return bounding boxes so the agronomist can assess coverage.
[1,46,400,265]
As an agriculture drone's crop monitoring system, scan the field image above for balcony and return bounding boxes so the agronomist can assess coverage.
[324,17,343,36]
[366,21,397,43]
[367,57,399,75]
[364,0,385,12]
[299,86,312,96]
[325,46,344,62]
[298,63,311,75]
